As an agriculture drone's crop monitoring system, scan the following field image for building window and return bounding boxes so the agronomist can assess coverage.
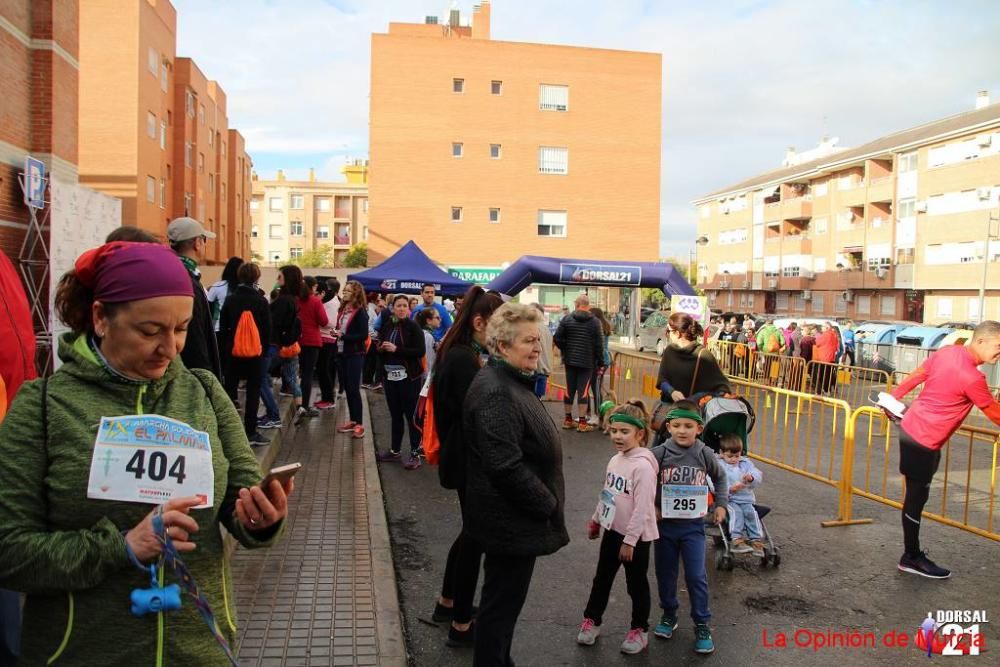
[208,174,214,193]
[489,208,501,223]
[198,153,204,173]
[290,194,304,209]
[896,247,914,264]
[898,151,918,173]
[198,202,205,222]
[184,142,192,167]
[251,225,259,238]
[361,199,368,213]
[269,197,283,211]
[148,47,158,75]
[937,297,953,319]
[539,84,569,111]
[221,141,226,157]
[856,295,871,315]
[221,183,226,199]
[880,295,896,317]
[159,178,166,208]
[159,121,166,150]
[491,80,502,95]
[538,146,568,174]
[814,217,828,234]
[452,142,463,158]
[250,198,260,211]
[290,221,303,236]
[315,197,330,212]
[316,225,329,239]
[363,225,368,241]
[453,78,464,93]
[186,90,196,117]
[814,181,828,197]
[183,192,192,215]
[490,143,502,159]
[199,103,205,124]
[269,225,283,239]
[146,176,155,203]
[897,197,916,218]
[147,112,157,139]
[776,293,789,310]
[208,131,213,147]
[290,248,303,259]
[451,206,463,223]
[335,196,351,218]
[812,292,825,313]
[160,63,169,91]
[537,209,567,237]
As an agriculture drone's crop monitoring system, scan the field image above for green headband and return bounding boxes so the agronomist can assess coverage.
[598,400,616,418]
[666,408,703,424]
[608,413,648,430]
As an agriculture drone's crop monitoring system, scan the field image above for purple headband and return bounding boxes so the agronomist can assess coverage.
[74,242,193,303]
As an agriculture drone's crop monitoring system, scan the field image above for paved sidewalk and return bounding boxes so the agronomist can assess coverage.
[232,393,405,666]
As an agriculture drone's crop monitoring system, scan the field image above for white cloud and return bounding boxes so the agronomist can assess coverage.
[173,0,1000,258]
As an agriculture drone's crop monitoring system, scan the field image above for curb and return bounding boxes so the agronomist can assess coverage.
[359,389,409,667]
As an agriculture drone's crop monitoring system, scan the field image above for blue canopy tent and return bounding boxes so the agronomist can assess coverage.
[347,240,473,295]
[486,255,695,297]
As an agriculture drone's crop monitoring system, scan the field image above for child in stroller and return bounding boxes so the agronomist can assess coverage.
[698,401,780,569]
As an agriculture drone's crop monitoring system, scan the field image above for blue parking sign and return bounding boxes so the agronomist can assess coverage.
[24,156,45,209]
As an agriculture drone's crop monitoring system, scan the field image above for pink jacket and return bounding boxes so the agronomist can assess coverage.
[591,447,660,546]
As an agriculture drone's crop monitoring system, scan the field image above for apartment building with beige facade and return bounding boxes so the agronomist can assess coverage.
[693,94,1000,325]
[249,165,369,268]
[78,0,252,263]
[368,1,661,267]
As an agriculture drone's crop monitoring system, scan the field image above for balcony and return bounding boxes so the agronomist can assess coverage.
[838,182,866,207]
[781,197,813,220]
[333,234,351,247]
[868,177,894,204]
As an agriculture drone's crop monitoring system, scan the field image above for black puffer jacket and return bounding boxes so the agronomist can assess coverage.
[432,344,482,490]
[462,358,570,557]
[179,269,222,379]
[553,310,603,369]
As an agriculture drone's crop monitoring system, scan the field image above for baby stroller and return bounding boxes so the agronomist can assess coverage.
[698,396,779,569]
[701,395,755,455]
[710,504,781,570]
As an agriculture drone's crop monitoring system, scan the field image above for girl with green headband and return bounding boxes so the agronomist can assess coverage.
[578,401,659,655]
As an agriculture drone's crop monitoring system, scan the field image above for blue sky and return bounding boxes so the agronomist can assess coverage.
[174,0,1000,259]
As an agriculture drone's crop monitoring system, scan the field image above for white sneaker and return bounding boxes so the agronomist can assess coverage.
[620,628,648,654]
[577,618,600,646]
[587,415,600,426]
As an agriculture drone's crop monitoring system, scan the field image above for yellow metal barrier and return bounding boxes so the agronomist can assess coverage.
[835,406,1000,541]
[804,360,892,409]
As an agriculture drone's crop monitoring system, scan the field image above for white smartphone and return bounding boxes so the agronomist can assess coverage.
[261,462,302,488]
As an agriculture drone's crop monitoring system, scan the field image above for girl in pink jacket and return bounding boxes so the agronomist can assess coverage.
[578,401,660,655]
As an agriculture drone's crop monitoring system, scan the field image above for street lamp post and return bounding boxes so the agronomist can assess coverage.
[978,206,1000,323]
[692,235,709,288]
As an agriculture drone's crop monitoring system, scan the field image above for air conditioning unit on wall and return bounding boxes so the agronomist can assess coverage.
[742,280,751,289]
[915,201,928,213]
[874,267,887,279]
[767,279,778,289]
[802,290,812,301]
[841,289,855,302]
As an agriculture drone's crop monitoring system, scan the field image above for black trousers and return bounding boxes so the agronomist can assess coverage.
[337,354,364,424]
[299,345,320,408]
[583,529,651,631]
[383,376,421,453]
[223,355,263,437]
[474,552,536,667]
[440,488,482,624]
[318,342,338,402]
[899,427,941,555]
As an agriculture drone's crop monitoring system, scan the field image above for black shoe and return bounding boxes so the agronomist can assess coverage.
[898,550,951,579]
[432,603,478,623]
[446,622,475,648]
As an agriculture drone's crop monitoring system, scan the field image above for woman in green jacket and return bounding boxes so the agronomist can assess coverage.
[0,241,290,665]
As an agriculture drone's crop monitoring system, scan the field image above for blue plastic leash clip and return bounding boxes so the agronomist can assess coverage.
[124,507,182,617]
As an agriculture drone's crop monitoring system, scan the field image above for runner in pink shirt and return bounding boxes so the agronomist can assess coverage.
[888,321,1000,578]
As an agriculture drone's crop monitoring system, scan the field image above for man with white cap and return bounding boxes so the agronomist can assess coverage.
[168,216,222,380]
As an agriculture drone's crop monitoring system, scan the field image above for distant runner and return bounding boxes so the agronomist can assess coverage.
[888,320,1000,578]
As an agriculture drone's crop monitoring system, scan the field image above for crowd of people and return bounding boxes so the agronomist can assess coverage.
[3,218,998,665]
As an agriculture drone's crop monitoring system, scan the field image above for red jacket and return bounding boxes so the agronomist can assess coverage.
[813,330,838,363]
[297,295,329,347]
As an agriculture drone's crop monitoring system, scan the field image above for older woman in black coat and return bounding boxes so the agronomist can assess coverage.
[463,302,570,666]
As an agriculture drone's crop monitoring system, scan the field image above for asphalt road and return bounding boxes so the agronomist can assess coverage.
[370,394,999,666]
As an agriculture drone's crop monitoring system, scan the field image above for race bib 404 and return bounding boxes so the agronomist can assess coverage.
[87,414,214,508]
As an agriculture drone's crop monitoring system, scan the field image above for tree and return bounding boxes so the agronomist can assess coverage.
[343,242,368,268]
[291,245,332,268]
